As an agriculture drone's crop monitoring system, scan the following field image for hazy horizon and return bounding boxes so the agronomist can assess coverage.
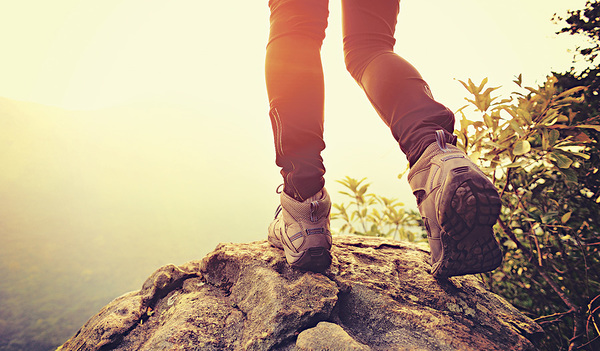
[0,96,415,350]
[0,97,280,350]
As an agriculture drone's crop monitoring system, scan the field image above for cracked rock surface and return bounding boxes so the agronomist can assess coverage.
[58,235,543,351]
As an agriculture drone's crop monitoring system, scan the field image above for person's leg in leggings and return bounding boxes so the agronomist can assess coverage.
[341,0,503,278]
[341,0,455,166]
[266,0,333,273]
[265,0,329,201]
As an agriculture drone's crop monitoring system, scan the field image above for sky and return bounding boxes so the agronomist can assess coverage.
[0,0,591,235]
[0,0,587,109]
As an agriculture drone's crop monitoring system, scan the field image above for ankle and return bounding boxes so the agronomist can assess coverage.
[305,189,324,203]
[283,186,324,203]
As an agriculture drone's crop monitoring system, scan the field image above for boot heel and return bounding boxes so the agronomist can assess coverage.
[292,247,332,272]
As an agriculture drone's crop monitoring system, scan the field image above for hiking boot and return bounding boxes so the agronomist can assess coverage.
[408,130,503,278]
[268,187,332,272]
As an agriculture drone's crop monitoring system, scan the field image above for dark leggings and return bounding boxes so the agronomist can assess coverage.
[266,0,455,201]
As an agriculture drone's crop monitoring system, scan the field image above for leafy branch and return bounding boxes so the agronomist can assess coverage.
[332,176,423,241]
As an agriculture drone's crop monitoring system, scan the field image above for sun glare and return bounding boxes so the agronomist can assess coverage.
[0,0,585,112]
[0,0,586,217]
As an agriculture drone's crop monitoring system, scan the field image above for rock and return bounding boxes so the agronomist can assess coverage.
[296,322,369,351]
[58,235,543,351]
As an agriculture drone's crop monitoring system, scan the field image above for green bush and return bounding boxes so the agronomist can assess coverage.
[332,75,599,350]
[457,75,599,350]
[332,176,424,241]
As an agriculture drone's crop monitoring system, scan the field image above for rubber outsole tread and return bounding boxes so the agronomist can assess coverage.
[434,172,503,279]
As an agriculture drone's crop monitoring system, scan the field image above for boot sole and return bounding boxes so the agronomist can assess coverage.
[270,233,332,272]
[290,247,332,272]
[267,221,331,272]
[434,167,503,279]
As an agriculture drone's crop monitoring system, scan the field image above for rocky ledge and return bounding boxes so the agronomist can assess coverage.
[58,235,543,350]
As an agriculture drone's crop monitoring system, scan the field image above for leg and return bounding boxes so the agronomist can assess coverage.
[266,0,329,201]
[341,0,454,166]
[266,0,332,271]
[342,0,502,278]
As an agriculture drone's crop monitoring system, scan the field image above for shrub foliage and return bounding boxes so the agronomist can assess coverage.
[333,75,599,350]
[457,75,599,350]
[332,176,424,241]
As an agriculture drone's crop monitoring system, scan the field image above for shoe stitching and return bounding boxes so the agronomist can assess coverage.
[289,227,330,242]
[282,237,297,254]
[441,154,465,162]
[306,228,328,235]
[289,231,304,242]
[429,166,440,192]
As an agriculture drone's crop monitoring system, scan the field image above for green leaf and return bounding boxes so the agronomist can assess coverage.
[554,146,591,160]
[556,96,585,105]
[513,74,523,87]
[459,80,472,94]
[517,108,533,124]
[472,121,485,129]
[468,78,478,93]
[478,77,489,92]
[550,152,573,169]
[397,164,410,180]
[577,124,600,132]
[509,120,525,137]
[556,85,586,99]
[503,240,518,249]
[513,140,531,156]
[558,167,578,182]
[483,114,494,128]
[357,185,368,197]
[548,129,560,145]
[539,110,559,126]
[507,159,528,168]
[494,97,513,106]
[542,128,549,151]
[468,151,481,162]
[561,211,572,224]
[525,86,541,95]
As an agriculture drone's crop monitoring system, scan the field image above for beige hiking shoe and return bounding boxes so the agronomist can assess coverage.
[268,187,332,272]
[408,130,503,279]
